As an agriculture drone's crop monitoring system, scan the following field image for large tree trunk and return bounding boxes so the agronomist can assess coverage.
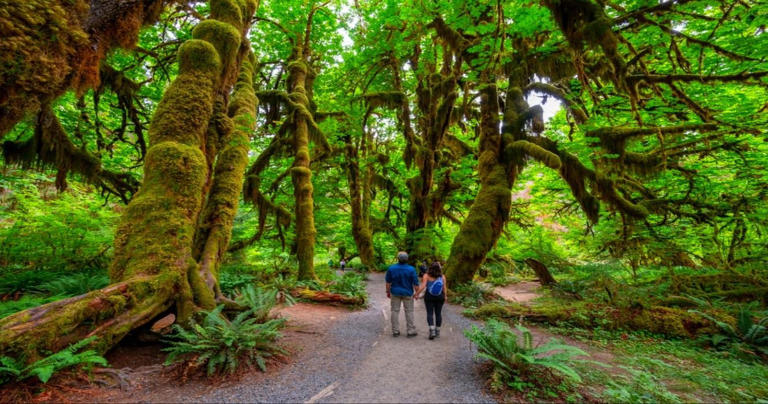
[0,0,175,138]
[0,0,257,361]
[344,131,376,269]
[445,81,515,285]
[288,55,317,280]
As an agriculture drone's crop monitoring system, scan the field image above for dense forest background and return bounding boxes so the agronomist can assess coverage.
[0,0,767,400]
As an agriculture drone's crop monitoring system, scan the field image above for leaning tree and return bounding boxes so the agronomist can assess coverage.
[441,0,767,284]
[0,0,260,360]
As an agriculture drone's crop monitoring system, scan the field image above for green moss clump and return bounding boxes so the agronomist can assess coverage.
[192,20,241,72]
[210,0,245,28]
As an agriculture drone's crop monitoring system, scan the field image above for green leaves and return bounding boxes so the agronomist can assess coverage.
[163,304,286,376]
[464,319,588,389]
[0,336,107,385]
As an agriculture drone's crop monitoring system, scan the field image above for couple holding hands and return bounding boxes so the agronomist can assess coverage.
[385,252,447,340]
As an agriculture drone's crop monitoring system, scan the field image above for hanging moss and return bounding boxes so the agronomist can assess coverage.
[0,0,173,137]
[505,140,562,169]
[0,0,89,136]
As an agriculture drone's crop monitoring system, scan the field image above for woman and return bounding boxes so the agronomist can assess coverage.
[415,261,447,340]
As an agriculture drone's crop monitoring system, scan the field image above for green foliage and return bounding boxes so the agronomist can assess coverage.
[452,282,498,308]
[691,307,768,357]
[235,285,278,323]
[600,365,683,404]
[0,336,107,385]
[0,173,118,272]
[163,306,286,376]
[36,272,109,296]
[464,319,587,392]
[267,275,298,305]
[220,271,260,295]
[0,295,60,319]
[0,269,60,296]
[328,272,368,303]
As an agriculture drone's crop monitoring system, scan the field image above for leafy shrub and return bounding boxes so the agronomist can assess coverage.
[0,336,107,385]
[452,282,499,308]
[163,306,286,375]
[0,295,61,319]
[219,271,259,295]
[235,285,278,323]
[36,272,109,296]
[0,183,117,272]
[551,279,590,300]
[691,307,768,356]
[328,272,367,303]
[464,319,587,392]
[267,275,297,305]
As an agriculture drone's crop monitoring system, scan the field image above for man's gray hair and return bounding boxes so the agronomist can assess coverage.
[397,251,409,264]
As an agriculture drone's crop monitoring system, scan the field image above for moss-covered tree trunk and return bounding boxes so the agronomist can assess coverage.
[0,0,258,360]
[344,130,376,269]
[287,52,317,280]
[391,45,461,262]
[445,80,515,285]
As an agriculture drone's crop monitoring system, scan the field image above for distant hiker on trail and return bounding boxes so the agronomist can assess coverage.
[385,251,419,337]
[415,261,447,340]
[418,260,428,277]
[340,258,347,271]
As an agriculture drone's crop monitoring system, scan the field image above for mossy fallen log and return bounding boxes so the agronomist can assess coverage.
[466,300,734,339]
[291,288,365,306]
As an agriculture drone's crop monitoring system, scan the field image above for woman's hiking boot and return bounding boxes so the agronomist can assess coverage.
[435,327,440,337]
[429,326,436,340]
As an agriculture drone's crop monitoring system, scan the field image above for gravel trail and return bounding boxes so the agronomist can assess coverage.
[199,272,494,403]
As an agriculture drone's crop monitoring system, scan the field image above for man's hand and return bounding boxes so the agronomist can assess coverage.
[386,291,391,299]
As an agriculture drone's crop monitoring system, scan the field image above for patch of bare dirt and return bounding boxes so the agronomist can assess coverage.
[495,281,543,304]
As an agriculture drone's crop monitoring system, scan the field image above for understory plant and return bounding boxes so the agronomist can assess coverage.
[465,319,587,392]
[690,307,768,357]
[328,272,367,303]
[163,306,286,375]
[0,336,107,385]
[452,282,499,308]
[235,285,279,322]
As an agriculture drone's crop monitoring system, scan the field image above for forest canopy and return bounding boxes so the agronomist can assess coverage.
[0,0,766,368]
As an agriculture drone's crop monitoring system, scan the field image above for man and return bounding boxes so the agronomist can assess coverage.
[385,251,419,337]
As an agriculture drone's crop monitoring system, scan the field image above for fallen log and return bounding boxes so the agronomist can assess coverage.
[291,288,365,306]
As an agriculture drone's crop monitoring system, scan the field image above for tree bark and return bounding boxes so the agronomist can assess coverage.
[525,258,557,286]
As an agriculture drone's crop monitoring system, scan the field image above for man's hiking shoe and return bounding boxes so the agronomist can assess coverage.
[429,329,436,340]
[392,331,400,337]
[406,332,418,338]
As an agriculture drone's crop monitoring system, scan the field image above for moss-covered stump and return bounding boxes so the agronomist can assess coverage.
[466,300,734,339]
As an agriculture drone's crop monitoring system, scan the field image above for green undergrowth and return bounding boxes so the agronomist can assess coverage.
[220,261,368,306]
[0,269,110,319]
[548,327,768,402]
[0,336,107,386]
[163,303,286,376]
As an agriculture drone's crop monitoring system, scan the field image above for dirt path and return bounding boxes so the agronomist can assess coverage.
[199,272,492,403]
[57,272,493,403]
